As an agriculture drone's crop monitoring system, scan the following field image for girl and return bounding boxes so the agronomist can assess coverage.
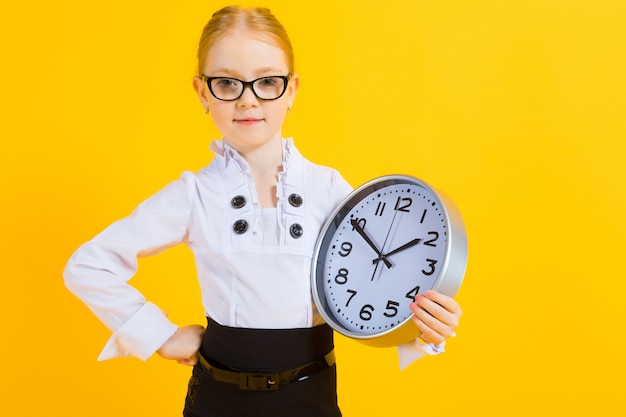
[64,6,462,417]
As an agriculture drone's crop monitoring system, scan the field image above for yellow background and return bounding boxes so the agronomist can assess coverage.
[1,0,625,415]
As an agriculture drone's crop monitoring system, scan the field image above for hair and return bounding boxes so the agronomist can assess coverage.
[197,6,295,75]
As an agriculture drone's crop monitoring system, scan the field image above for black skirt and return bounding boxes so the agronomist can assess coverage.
[183,318,342,417]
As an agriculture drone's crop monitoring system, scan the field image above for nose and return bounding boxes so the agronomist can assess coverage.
[237,85,260,108]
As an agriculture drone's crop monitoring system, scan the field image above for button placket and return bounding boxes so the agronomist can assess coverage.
[230,194,249,235]
[275,141,307,246]
[281,187,305,244]
[227,187,253,243]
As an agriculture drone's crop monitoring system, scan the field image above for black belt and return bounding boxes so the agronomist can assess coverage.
[197,349,336,391]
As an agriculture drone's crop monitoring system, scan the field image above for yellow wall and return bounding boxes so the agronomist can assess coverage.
[2,0,625,415]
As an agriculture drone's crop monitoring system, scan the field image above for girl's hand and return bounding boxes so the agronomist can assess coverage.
[410,290,462,345]
[157,324,205,366]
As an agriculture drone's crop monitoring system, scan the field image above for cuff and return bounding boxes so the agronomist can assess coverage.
[97,302,178,361]
[397,339,446,370]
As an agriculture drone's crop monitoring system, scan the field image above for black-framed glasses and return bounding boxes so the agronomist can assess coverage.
[200,74,291,101]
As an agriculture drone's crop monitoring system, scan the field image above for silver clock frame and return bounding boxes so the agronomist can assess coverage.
[311,174,468,347]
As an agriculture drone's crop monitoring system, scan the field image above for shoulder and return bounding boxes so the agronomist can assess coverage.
[131,171,200,214]
[287,138,352,194]
[304,159,351,194]
[287,141,353,213]
[145,163,217,208]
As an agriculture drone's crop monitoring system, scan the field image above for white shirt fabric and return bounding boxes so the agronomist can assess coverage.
[64,138,442,368]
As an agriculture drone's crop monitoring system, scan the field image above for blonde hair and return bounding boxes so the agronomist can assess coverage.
[197,6,294,74]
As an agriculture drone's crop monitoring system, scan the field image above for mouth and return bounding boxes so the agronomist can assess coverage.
[234,118,264,126]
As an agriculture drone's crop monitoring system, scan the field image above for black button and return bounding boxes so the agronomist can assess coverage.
[290,223,303,239]
[288,193,303,207]
[233,219,248,234]
[231,195,246,209]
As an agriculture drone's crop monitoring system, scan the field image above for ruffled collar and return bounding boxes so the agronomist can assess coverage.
[209,138,298,175]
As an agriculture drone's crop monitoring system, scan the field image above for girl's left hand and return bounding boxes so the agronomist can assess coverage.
[157,324,206,366]
[410,290,462,345]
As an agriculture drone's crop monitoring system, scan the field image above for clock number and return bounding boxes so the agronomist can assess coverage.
[360,304,375,321]
[335,268,349,284]
[351,217,366,231]
[383,300,400,317]
[345,289,357,307]
[405,285,421,301]
[424,231,439,247]
[422,259,437,276]
[338,241,352,257]
[375,202,386,216]
[394,196,412,212]
[419,209,427,224]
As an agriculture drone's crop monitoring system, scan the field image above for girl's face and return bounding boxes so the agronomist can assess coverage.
[193,30,299,154]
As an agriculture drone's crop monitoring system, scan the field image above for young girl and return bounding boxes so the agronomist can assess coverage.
[64,6,462,417]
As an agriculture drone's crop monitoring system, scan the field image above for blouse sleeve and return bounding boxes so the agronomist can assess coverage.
[63,172,197,361]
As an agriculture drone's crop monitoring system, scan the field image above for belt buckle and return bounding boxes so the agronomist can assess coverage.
[240,373,280,391]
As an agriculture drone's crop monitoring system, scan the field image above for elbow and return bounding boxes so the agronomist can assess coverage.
[63,259,80,294]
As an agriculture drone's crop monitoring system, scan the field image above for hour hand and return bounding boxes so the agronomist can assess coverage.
[350,218,392,268]
[373,238,421,267]
[385,238,421,258]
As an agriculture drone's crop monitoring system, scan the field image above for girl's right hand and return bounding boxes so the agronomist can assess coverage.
[157,324,205,366]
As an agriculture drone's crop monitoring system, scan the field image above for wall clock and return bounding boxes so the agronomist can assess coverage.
[311,175,467,347]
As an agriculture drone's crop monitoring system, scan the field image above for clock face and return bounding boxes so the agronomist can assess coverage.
[312,175,465,343]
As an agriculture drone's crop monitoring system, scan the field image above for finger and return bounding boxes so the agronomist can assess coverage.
[424,290,462,316]
[414,294,459,329]
[177,355,198,366]
[410,301,454,341]
[411,314,446,345]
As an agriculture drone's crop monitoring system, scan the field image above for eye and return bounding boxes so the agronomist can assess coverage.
[258,77,279,86]
[214,78,240,89]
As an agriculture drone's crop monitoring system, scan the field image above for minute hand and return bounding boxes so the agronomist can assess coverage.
[350,218,392,268]
[373,238,421,266]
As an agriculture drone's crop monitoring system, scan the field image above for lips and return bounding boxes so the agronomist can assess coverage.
[234,118,263,126]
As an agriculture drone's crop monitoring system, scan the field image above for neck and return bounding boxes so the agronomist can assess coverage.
[232,137,284,209]
[237,138,284,177]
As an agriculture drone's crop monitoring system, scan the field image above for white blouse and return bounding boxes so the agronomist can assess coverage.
[64,138,442,368]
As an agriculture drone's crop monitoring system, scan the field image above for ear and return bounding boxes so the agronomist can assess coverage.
[192,76,211,110]
[286,73,300,109]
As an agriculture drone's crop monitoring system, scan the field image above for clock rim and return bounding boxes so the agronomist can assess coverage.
[310,174,468,347]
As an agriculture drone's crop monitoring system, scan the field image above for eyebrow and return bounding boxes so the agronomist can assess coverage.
[208,67,287,78]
